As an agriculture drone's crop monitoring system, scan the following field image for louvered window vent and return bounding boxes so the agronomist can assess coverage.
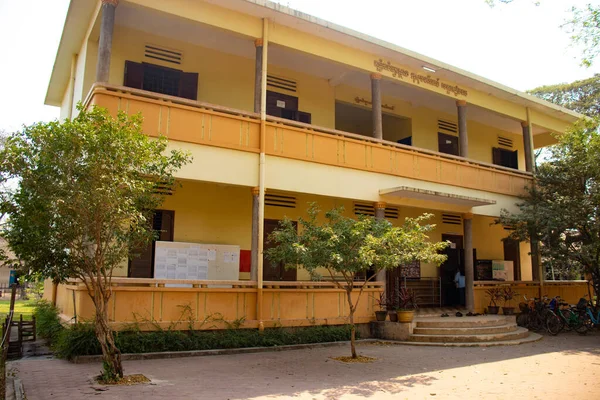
[354,203,399,219]
[442,213,462,225]
[153,182,174,196]
[265,193,296,208]
[503,224,516,231]
[145,44,183,65]
[267,74,297,92]
[438,120,458,134]
[385,206,399,219]
[498,136,513,148]
[354,203,375,217]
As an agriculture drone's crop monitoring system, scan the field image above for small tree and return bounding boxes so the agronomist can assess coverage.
[266,204,447,358]
[0,106,190,380]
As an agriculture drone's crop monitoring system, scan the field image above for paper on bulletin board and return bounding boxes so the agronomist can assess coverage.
[492,260,514,281]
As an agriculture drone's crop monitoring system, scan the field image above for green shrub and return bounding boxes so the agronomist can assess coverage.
[33,300,64,342]
[52,324,355,359]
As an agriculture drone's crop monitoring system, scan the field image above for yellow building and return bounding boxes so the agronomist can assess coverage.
[44,0,587,329]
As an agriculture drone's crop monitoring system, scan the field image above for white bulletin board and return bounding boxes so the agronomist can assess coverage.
[154,241,240,285]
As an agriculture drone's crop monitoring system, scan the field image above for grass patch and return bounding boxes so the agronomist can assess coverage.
[0,300,36,321]
[97,374,150,386]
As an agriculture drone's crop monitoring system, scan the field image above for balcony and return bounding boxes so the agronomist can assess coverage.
[85,83,533,198]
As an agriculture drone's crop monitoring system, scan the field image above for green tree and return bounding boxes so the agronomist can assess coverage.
[266,204,447,358]
[498,119,600,299]
[0,106,190,380]
[528,74,600,117]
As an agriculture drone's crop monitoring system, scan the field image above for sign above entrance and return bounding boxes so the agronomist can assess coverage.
[354,96,395,111]
[373,59,469,98]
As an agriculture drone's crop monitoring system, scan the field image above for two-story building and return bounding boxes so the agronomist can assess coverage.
[43,0,587,330]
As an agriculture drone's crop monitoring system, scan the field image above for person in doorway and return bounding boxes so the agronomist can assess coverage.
[454,268,465,306]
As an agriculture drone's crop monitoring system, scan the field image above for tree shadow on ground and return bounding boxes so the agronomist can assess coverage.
[11,330,600,400]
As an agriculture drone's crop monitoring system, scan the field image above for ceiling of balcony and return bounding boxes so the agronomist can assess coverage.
[116,1,546,136]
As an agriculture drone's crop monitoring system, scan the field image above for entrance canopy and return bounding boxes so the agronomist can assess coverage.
[380,186,497,207]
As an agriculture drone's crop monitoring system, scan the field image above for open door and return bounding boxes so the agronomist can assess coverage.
[129,210,174,278]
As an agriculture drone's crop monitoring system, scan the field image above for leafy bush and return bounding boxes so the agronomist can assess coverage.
[53,324,354,359]
[33,300,64,342]
[34,301,355,359]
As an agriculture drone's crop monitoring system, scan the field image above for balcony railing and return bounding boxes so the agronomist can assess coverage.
[84,84,533,197]
[51,278,383,331]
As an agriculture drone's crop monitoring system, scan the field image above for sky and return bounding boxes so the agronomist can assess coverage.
[0,0,598,133]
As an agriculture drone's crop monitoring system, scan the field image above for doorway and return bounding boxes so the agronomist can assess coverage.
[129,210,174,278]
[503,239,521,280]
[440,234,463,307]
[263,219,298,281]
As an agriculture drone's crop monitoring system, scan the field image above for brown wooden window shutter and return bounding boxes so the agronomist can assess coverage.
[179,72,199,101]
[123,61,198,101]
[124,60,144,89]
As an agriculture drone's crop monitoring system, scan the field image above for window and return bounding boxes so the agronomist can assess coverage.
[492,147,519,169]
[123,61,198,100]
[266,90,311,124]
[438,132,459,156]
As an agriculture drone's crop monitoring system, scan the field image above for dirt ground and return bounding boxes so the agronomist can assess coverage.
[8,331,600,400]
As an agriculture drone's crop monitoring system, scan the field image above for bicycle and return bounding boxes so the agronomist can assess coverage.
[575,297,600,334]
[552,296,584,333]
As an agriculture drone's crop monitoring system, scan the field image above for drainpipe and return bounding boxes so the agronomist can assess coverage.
[257,18,269,332]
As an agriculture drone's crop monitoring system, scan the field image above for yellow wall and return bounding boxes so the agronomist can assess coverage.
[111,183,529,281]
[162,180,253,248]
[86,25,528,173]
[335,84,526,170]
[109,25,255,113]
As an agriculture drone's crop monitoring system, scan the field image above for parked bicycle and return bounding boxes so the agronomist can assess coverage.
[550,296,585,334]
[574,296,600,335]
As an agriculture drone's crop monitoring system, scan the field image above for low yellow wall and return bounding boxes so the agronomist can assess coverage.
[54,280,381,331]
[473,281,589,314]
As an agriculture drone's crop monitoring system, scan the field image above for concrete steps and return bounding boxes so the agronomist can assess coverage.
[401,315,541,347]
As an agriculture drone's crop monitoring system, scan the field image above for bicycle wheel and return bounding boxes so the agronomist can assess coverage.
[528,312,543,332]
[556,309,571,331]
[575,313,591,335]
[546,312,562,335]
[516,313,529,327]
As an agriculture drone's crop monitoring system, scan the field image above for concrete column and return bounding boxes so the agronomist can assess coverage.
[371,73,383,140]
[521,121,535,173]
[253,39,264,114]
[374,202,387,284]
[95,0,119,83]
[250,187,260,282]
[463,213,474,312]
[457,100,468,158]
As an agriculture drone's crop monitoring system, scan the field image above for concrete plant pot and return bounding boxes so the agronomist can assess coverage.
[397,310,415,323]
[375,311,387,321]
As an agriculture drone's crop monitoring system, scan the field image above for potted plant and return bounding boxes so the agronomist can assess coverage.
[372,291,387,321]
[485,287,503,314]
[501,286,519,315]
[396,287,418,323]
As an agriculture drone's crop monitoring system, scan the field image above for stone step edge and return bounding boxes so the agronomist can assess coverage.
[413,324,518,335]
[416,320,514,328]
[384,333,542,347]
[409,327,529,341]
